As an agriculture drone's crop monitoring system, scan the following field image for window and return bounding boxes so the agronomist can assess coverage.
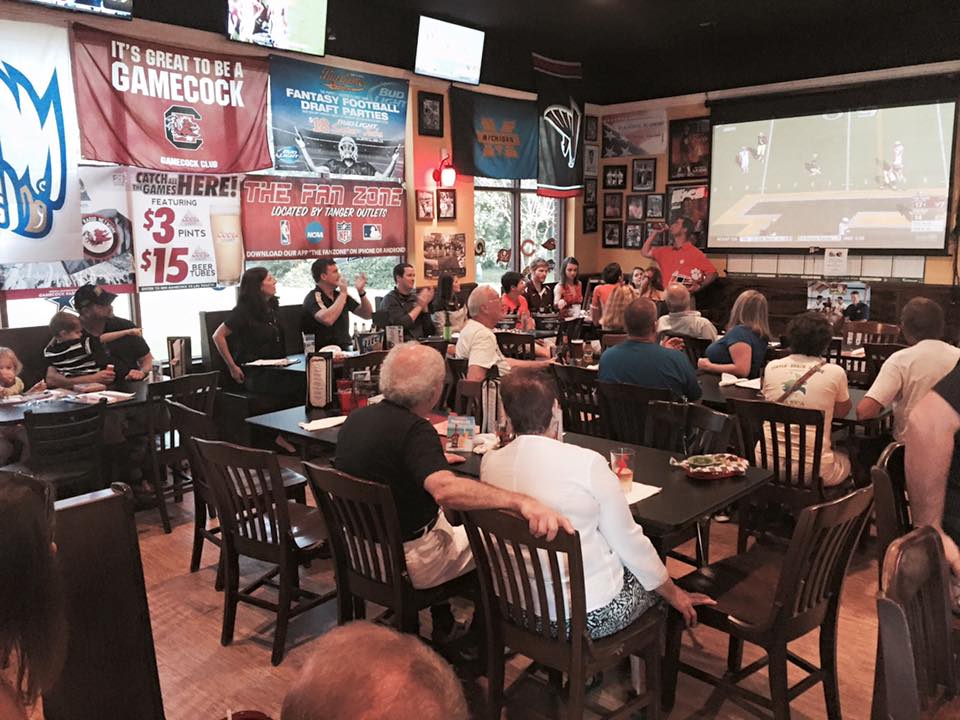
[6,294,133,329]
[138,286,237,361]
[474,178,564,288]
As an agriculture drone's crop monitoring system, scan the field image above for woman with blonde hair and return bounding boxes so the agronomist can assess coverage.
[699,289,770,378]
[600,283,639,332]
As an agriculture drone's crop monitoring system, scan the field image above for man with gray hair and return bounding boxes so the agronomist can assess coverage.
[457,286,551,381]
[335,342,573,593]
[655,283,718,340]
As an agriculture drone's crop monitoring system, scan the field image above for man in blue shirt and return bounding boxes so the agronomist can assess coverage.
[598,298,702,400]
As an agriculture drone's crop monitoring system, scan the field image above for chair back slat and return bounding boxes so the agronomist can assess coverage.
[597,382,673,444]
[660,333,712,369]
[146,372,219,460]
[600,333,626,350]
[24,402,106,487]
[496,332,536,360]
[342,351,389,378]
[871,442,910,577]
[551,364,603,437]
[166,400,217,502]
[644,401,735,455]
[843,321,901,348]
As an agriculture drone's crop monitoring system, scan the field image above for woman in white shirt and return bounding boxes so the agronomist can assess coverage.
[761,312,851,487]
[481,369,714,637]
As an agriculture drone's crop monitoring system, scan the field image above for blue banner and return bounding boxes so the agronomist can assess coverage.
[450,87,538,179]
[269,56,408,181]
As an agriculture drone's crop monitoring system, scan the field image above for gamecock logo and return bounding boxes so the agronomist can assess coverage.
[164,105,203,151]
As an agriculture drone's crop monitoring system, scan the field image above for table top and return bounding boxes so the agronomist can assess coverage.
[245,405,343,445]
[0,380,152,425]
[454,432,773,536]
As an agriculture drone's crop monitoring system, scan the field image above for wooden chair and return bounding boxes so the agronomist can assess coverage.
[496,331,536,360]
[342,350,388,378]
[193,439,334,665]
[463,508,664,720]
[660,333,712,369]
[877,526,959,720]
[824,337,843,365]
[557,317,584,343]
[440,356,468,412]
[551,364,604,437]
[864,342,908,386]
[455,379,484,430]
[146,371,219,533]
[304,464,476,634]
[663,485,875,720]
[418,338,448,357]
[843,321,901,348]
[728,398,846,552]
[5,402,107,500]
[600,332,626,350]
[596,381,672,445]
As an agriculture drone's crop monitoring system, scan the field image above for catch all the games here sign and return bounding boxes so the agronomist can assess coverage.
[241,176,406,259]
[72,25,272,174]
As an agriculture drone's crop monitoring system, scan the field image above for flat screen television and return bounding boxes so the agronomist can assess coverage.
[227,0,327,57]
[415,16,484,85]
[16,0,132,18]
[707,100,957,254]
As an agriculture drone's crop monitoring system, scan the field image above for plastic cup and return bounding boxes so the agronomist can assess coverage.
[610,448,636,494]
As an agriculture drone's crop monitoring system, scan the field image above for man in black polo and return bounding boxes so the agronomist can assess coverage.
[842,290,869,321]
[301,259,373,350]
[381,263,435,340]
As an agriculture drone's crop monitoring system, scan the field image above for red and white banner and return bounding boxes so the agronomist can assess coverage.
[72,25,272,174]
[241,176,406,259]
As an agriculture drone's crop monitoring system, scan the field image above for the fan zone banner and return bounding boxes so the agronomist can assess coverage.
[269,56,407,180]
[0,21,82,263]
[532,53,585,198]
[73,25,272,174]
[241,176,406,259]
[449,88,538,179]
[0,166,135,299]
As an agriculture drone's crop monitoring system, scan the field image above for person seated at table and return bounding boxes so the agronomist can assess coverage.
[857,297,960,440]
[553,256,583,319]
[334,343,573,633]
[500,271,535,332]
[699,289,770,379]
[482,369,715,637]
[430,274,468,335]
[632,264,665,306]
[457,287,552,381]
[656,283,718,341]
[600,283,638,332]
[301,258,373,351]
[281,621,468,720]
[599,298,701,400]
[0,474,67,720]
[44,311,116,389]
[73,284,153,381]
[381,262,436,341]
[591,262,623,326]
[761,312,851,487]
[524,258,554,314]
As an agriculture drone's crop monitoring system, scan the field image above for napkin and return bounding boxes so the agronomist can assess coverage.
[847,347,866,358]
[625,482,662,504]
[246,358,299,367]
[735,377,762,390]
[298,415,347,432]
[471,433,499,455]
[718,372,739,387]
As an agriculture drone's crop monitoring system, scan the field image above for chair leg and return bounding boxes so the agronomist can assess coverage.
[736,502,751,554]
[696,519,710,567]
[768,644,791,720]
[486,637,505,720]
[567,665,585,720]
[173,465,184,503]
[870,642,886,720]
[645,645,662,720]
[727,636,744,674]
[152,457,172,534]
[820,618,843,720]
[272,561,294,666]
[221,547,239,646]
[661,609,684,712]
[214,550,225,593]
[336,590,355,626]
[189,494,206,573]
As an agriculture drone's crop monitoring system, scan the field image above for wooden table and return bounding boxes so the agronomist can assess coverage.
[245,405,343,448]
[0,380,152,426]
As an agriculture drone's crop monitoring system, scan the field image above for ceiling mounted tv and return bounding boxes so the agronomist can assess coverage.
[415,16,484,85]
[227,0,328,57]
[16,0,132,18]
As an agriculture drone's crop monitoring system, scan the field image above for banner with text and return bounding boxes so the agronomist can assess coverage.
[73,25,272,174]
[0,166,135,299]
[0,21,82,263]
[130,172,243,291]
[269,56,407,180]
[601,110,668,158]
[449,87,538,179]
[241,176,406,259]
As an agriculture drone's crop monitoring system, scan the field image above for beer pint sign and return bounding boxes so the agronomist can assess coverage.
[72,25,272,174]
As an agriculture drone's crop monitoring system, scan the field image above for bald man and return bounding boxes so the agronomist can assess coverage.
[656,283,718,340]
[281,622,468,720]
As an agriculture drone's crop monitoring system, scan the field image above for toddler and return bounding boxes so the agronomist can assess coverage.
[0,346,46,464]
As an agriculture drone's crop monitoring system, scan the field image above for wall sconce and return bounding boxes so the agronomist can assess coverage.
[432,150,457,188]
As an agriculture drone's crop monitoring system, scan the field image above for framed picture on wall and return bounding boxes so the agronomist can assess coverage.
[415,190,434,220]
[666,183,709,247]
[631,158,656,191]
[583,205,598,234]
[602,221,622,248]
[584,145,599,176]
[668,117,711,180]
[583,178,597,205]
[645,192,665,219]
[418,91,444,137]
[585,114,599,142]
[645,221,666,245]
[603,192,623,219]
[626,194,644,220]
[624,221,645,249]
[602,164,627,189]
[437,188,457,220]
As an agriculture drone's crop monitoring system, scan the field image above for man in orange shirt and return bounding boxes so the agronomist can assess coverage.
[641,216,717,295]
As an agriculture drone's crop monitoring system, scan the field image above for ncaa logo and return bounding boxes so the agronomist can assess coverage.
[164,105,203,151]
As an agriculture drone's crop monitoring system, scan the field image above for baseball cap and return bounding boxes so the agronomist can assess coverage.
[73,284,117,311]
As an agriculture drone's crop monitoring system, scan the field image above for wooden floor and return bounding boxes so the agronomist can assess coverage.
[137,467,881,720]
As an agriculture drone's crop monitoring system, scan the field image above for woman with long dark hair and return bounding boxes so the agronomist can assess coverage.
[553,256,582,319]
[431,273,467,334]
[0,475,66,720]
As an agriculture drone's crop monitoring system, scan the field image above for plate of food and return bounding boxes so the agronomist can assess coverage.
[670,453,749,479]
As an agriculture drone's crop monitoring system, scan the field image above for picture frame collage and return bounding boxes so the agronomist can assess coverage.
[414,91,458,223]
[597,156,666,249]
[582,114,599,234]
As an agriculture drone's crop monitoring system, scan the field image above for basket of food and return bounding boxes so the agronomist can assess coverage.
[670,453,749,479]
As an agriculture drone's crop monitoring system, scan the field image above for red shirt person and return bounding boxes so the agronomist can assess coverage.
[641,216,717,294]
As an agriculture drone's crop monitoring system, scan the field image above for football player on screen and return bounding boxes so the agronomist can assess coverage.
[804,153,822,176]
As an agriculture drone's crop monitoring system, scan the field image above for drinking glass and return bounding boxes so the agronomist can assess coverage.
[610,448,636,494]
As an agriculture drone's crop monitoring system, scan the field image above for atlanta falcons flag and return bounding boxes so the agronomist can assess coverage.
[532,53,584,198]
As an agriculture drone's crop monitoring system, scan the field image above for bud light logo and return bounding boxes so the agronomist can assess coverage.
[305,222,324,245]
[275,145,300,166]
